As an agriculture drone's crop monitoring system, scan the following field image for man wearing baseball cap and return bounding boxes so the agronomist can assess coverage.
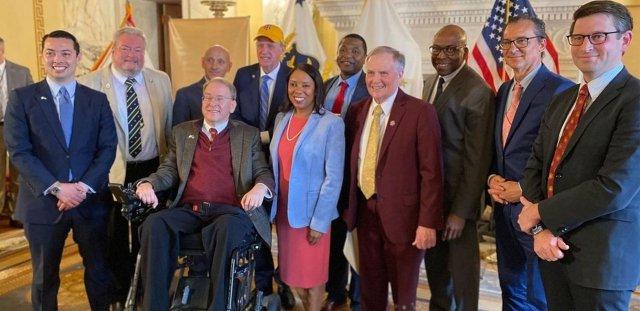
[232,23,295,308]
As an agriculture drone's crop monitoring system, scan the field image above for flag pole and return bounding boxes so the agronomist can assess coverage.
[500,0,511,81]
[90,1,134,71]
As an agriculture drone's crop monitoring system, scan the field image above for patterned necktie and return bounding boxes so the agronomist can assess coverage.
[546,84,590,198]
[259,75,271,131]
[331,81,349,114]
[58,86,73,147]
[361,104,383,199]
[502,82,523,146]
[125,77,144,158]
[209,127,218,143]
[434,77,445,103]
[0,69,6,121]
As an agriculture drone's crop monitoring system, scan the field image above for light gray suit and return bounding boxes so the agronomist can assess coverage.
[141,119,274,244]
[78,66,173,184]
[1,60,33,216]
[422,64,495,311]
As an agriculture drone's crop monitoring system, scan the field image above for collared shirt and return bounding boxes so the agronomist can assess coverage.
[110,65,158,162]
[0,61,7,120]
[260,62,281,112]
[503,63,542,117]
[358,88,398,185]
[428,62,466,104]
[46,76,77,116]
[324,71,363,117]
[557,63,624,143]
[202,119,229,140]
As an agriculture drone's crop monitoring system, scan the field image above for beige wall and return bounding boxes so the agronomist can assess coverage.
[0,0,39,78]
[623,4,640,77]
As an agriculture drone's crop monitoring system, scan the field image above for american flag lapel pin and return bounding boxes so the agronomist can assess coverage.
[188,134,195,139]
[40,96,47,100]
[390,120,396,127]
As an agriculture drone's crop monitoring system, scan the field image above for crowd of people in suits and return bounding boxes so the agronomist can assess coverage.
[1,0,640,310]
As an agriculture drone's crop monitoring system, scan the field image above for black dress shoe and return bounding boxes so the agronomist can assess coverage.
[278,283,296,309]
[109,301,124,311]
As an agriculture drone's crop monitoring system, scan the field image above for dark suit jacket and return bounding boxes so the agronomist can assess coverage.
[140,119,275,245]
[4,80,117,224]
[521,68,640,290]
[5,60,33,95]
[232,62,291,134]
[172,77,205,126]
[494,65,574,184]
[343,89,444,244]
[323,71,370,117]
[423,65,495,220]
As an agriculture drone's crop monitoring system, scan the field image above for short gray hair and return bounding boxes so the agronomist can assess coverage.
[203,77,237,100]
[113,26,147,47]
[366,46,405,71]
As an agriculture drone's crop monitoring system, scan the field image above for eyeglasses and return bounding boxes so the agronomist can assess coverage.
[499,36,542,50]
[429,45,464,56]
[202,95,234,103]
[566,31,620,46]
[117,46,144,54]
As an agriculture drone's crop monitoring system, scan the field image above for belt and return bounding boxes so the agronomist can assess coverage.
[126,157,158,168]
[183,202,243,217]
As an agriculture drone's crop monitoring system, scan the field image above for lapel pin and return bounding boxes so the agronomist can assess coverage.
[251,74,256,79]
[390,120,396,127]
[40,96,47,100]
[188,134,195,139]
[105,83,111,89]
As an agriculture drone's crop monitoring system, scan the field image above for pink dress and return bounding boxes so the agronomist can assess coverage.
[276,115,331,288]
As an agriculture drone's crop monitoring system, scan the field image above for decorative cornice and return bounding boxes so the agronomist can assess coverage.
[33,0,45,80]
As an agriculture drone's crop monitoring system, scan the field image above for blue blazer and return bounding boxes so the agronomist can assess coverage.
[493,65,574,183]
[269,110,345,233]
[232,62,291,134]
[172,77,205,126]
[323,71,370,117]
[4,80,117,224]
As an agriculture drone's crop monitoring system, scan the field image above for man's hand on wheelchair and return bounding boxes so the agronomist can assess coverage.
[241,183,268,211]
[136,182,159,208]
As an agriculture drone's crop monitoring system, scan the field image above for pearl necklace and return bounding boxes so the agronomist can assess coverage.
[285,117,306,141]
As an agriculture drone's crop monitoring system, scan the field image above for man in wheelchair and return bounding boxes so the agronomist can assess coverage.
[134,77,274,310]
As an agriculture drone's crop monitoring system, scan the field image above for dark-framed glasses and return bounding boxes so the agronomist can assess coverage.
[499,36,542,50]
[202,95,234,103]
[566,31,620,46]
[429,45,464,56]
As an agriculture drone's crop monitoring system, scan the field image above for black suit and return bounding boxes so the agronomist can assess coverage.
[323,71,369,306]
[172,77,206,126]
[522,67,640,310]
[5,80,117,310]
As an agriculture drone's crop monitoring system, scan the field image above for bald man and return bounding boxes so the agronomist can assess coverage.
[173,45,232,126]
[422,25,494,311]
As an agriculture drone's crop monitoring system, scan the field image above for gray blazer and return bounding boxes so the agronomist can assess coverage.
[139,119,275,245]
[5,60,33,94]
[522,68,640,290]
[423,65,495,220]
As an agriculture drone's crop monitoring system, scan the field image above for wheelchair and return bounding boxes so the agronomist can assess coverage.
[109,184,270,311]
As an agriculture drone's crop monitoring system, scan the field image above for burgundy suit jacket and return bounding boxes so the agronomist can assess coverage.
[343,89,445,244]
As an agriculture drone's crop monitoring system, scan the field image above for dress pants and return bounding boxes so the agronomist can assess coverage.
[539,260,632,311]
[424,218,479,311]
[24,206,113,311]
[0,124,19,218]
[326,216,360,307]
[494,202,546,311]
[253,200,275,294]
[357,193,424,311]
[107,157,160,302]
[139,204,255,311]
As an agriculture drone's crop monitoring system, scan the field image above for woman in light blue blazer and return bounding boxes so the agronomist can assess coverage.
[270,63,345,310]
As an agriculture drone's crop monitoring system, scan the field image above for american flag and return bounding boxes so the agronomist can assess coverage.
[468,0,560,92]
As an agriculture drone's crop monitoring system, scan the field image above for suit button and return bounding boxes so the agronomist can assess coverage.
[555,173,563,179]
[66,155,70,159]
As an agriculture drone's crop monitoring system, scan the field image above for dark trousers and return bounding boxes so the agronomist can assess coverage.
[357,194,424,311]
[253,201,275,294]
[424,218,480,311]
[107,157,160,301]
[539,260,632,311]
[494,203,546,311]
[24,207,113,311]
[139,204,255,311]
[326,216,360,307]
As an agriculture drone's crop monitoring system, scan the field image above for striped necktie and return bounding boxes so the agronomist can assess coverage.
[125,77,144,158]
[259,75,271,131]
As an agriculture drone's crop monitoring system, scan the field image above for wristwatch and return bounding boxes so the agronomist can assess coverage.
[50,182,61,196]
[531,223,545,235]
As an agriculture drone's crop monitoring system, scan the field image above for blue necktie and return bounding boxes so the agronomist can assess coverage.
[259,75,271,131]
[58,86,73,147]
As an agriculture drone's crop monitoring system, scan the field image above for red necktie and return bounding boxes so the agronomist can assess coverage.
[546,84,590,198]
[209,128,218,143]
[331,81,349,114]
[502,82,523,147]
